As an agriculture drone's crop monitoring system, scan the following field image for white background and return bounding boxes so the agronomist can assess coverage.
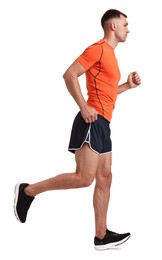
[0,0,162,259]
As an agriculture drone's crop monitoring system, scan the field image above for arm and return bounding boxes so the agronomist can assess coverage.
[63,60,98,123]
[118,71,141,94]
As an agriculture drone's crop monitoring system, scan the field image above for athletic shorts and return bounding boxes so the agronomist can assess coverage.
[68,111,112,155]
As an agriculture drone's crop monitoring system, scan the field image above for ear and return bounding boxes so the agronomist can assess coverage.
[111,23,117,31]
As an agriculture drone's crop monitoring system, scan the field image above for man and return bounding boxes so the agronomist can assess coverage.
[14,9,141,250]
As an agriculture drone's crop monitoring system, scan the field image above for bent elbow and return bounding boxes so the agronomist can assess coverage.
[63,69,70,80]
[63,68,74,83]
[62,72,66,81]
[62,71,67,80]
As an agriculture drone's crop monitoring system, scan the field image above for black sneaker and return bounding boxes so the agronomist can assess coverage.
[14,183,35,223]
[94,229,131,250]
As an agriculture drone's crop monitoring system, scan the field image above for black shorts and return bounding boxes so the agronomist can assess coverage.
[68,112,112,155]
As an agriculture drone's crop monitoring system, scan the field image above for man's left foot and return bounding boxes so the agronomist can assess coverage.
[94,229,131,250]
[14,183,35,223]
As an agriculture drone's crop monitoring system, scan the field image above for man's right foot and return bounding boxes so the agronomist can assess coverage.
[94,229,131,250]
[14,183,35,223]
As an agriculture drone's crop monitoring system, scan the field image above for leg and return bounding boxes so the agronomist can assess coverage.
[14,144,100,223]
[93,153,131,250]
[93,152,112,239]
[25,144,99,196]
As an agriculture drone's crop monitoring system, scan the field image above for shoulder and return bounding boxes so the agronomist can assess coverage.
[87,39,105,50]
[82,40,106,58]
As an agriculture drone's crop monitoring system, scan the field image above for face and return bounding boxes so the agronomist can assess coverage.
[114,15,129,42]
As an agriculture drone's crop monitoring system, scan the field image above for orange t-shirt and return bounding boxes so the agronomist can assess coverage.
[76,39,121,122]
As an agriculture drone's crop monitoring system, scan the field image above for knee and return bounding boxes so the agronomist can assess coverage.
[81,175,95,187]
[97,171,112,188]
[103,172,112,187]
[107,172,112,187]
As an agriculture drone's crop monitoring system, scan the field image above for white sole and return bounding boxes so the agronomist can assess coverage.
[94,234,131,250]
[14,183,21,222]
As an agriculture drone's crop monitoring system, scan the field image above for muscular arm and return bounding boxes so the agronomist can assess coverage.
[63,60,98,123]
[63,61,86,109]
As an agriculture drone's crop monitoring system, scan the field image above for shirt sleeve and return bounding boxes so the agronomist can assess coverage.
[76,44,102,71]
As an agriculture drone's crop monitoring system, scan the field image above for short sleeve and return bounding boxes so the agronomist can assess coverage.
[76,44,102,71]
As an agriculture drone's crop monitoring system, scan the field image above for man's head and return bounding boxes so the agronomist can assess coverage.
[101,9,129,43]
[101,9,127,29]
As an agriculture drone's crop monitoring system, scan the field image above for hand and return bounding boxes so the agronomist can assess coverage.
[80,105,98,123]
[127,71,141,89]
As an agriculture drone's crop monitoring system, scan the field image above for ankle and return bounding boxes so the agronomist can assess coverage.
[24,185,34,197]
[96,229,107,239]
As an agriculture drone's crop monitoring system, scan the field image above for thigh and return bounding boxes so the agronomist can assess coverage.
[75,144,100,179]
[96,152,112,179]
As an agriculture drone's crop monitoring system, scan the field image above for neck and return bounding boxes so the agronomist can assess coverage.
[103,36,118,49]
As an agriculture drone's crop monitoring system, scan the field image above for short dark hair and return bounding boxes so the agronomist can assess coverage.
[101,9,127,29]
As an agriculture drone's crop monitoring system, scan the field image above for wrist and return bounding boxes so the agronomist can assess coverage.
[125,82,131,89]
[79,102,87,111]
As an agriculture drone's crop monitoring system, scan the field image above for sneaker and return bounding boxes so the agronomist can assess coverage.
[14,183,35,223]
[94,229,131,250]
